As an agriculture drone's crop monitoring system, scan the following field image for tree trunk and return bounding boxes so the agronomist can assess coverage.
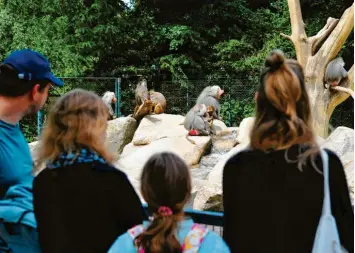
[281,2,354,138]
[307,78,331,138]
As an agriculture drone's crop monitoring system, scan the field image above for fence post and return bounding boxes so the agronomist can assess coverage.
[37,110,43,138]
[186,86,189,112]
[228,87,231,127]
[115,78,121,117]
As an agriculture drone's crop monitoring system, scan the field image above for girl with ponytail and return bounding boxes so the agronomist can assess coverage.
[222,50,353,253]
[108,152,230,253]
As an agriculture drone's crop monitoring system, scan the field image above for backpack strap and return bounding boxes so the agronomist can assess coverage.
[128,225,146,253]
[181,223,209,253]
[128,224,145,240]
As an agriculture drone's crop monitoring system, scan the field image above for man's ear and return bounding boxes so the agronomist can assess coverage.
[29,84,41,101]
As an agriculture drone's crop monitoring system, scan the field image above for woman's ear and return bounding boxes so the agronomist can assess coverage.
[254,91,259,102]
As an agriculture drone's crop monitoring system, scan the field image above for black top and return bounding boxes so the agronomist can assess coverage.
[222,145,353,253]
[33,162,147,253]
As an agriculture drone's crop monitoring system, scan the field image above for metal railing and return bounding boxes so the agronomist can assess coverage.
[142,204,224,236]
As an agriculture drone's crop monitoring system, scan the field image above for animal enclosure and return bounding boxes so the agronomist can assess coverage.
[20,76,354,142]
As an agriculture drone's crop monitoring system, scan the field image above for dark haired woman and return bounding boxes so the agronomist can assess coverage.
[222,50,353,253]
[108,152,230,253]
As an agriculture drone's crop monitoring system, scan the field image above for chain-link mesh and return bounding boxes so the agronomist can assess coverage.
[158,79,258,127]
[21,76,353,142]
[42,77,117,115]
[20,77,118,142]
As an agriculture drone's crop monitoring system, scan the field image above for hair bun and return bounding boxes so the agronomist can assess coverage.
[265,49,286,71]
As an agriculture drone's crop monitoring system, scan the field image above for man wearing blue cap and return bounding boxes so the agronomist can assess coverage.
[0,49,64,252]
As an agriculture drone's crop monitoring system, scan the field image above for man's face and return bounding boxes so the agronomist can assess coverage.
[25,83,51,115]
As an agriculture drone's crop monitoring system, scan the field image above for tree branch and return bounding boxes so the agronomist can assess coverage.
[327,65,354,120]
[287,0,307,40]
[310,17,339,55]
[282,0,310,68]
[316,3,354,63]
[330,86,354,99]
[280,33,292,42]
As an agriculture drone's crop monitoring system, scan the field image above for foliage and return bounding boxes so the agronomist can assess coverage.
[0,0,352,141]
[221,99,255,127]
[19,116,37,143]
[120,89,136,116]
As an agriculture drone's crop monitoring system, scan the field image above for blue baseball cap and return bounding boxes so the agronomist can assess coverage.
[2,49,64,87]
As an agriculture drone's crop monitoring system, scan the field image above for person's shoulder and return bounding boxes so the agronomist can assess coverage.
[34,163,130,185]
[107,231,137,253]
[312,148,344,170]
[199,231,231,253]
[225,146,256,165]
[323,148,342,163]
[94,162,127,177]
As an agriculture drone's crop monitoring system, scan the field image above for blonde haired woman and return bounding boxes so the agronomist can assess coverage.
[33,89,146,253]
[222,50,353,253]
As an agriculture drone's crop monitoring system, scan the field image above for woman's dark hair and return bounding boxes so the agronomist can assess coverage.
[0,64,49,97]
[136,152,192,253]
[250,49,319,170]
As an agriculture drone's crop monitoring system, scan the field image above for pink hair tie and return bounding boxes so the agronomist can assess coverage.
[158,206,173,216]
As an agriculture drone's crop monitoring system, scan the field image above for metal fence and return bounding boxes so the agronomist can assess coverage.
[36,77,121,138]
[159,79,257,127]
[23,76,353,141]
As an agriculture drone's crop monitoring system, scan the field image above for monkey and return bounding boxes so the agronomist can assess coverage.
[133,79,152,120]
[183,104,212,145]
[148,91,167,115]
[102,91,117,120]
[133,79,167,122]
[196,85,224,120]
[205,105,216,130]
[324,57,348,89]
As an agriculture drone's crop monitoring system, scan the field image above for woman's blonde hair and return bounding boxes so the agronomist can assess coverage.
[250,49,319,170]
[34,88,115,173]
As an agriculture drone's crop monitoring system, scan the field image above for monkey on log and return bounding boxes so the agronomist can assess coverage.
[102,91,117,120]
[196,85,224,120]
[324,57,348,89]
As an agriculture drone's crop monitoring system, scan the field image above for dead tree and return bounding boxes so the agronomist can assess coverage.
[281,1,354,138]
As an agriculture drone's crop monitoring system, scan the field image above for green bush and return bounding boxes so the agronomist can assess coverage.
[221,98,255,127]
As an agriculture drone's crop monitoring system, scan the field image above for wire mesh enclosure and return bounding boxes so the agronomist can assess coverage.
[19,76,354,142]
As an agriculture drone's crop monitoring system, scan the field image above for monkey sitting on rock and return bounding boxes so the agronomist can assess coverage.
[133,79,167,122]
[324,57,348,89]
[133,79,151,121]
[183,104,212,144]
[196,85,224,120]
[183,104,235,145]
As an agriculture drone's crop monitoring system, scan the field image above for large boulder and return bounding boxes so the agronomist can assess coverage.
[321,127,354,204]
[321,127,354,157]
[193,182,223,211]
[207,143,251,187]
[106,117,138,154]
[235,117,255,145]
[212,120,228,132]
[116,114,212,181]
[193,143,250,210]
[212,127,238,154]
[193,126,355,210]
[28,116,137,161]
